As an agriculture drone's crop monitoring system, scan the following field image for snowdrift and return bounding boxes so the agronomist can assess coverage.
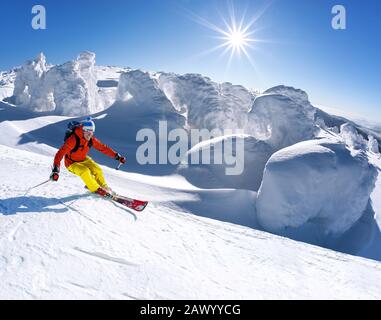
[178,134,272,191]
[256,138,378,239]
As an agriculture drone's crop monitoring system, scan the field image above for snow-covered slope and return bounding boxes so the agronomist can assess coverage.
[1,144,381,299]
[1,53,381,299]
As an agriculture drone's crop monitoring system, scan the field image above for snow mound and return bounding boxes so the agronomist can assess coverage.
[256,138,378,237]
[178,134,273,191]
[157,73,255,130]
[12,52,103,116]
[340,123,367,150]
[246,93,318,151]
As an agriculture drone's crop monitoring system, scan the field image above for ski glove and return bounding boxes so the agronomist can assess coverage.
[50,166,60,182]
[115,153,126,164]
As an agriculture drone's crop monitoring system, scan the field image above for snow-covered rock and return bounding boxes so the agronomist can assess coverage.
[340,123,367,149]
[246,93,318,151]
[368,135,380,153]
[157,73,255,131]
[178,134,273,191]
[256,139,378,237]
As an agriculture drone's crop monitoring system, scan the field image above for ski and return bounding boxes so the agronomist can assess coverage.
[109,193,148,212]
[85,186,148,212]
[100,189,147,212]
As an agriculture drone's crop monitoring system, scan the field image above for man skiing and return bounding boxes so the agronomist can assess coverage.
[50,118,126,197]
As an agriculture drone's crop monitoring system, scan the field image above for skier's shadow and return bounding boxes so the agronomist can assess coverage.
[0,194,91,216]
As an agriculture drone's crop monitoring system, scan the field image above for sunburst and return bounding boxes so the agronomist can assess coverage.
[187,1,270,70]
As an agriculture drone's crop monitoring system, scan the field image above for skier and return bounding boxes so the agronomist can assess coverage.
[50,118,126,197]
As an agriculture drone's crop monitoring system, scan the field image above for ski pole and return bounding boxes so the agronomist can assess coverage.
[24,179,51,196]
[116,162,124,170]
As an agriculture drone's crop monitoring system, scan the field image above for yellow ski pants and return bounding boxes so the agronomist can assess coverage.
[67,157,108,192]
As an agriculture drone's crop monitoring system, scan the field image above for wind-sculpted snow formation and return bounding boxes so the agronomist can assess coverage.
[12,52,102,116]
[246,90,318,151]
[340,123,367,150]
[157,72,255,131]
[116,69,186,130]
[256,138,378,238]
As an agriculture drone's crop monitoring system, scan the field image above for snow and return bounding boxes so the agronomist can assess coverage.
[1,144,381,299]
[11,52,105,116]
[179,134,273,191]
[368,135,380,154]
[0,70,16,101]
[340,123,367,150]
[95,65,127,110]
[1,53,381,299]
[13,53,49,109]
[256,138,378,245]
[263,85,311,108]
[317,104,381,133]
[157,73,255,130]
[117,70,181,116]
[246,93,318,151]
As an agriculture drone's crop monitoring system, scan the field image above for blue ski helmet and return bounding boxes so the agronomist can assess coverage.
[82,117,95,132]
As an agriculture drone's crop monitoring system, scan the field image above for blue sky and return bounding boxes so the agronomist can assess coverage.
[1,0,380,119]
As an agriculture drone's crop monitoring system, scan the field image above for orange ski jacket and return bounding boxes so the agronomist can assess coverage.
[53,126,117,169]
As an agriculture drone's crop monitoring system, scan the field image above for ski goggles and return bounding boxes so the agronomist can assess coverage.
[82,121,95,132]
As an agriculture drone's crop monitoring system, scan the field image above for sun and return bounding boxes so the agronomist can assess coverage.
[187,1,269,69]
[228,31,246,48]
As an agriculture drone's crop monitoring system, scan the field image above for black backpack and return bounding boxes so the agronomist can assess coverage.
[64,121,93,154]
